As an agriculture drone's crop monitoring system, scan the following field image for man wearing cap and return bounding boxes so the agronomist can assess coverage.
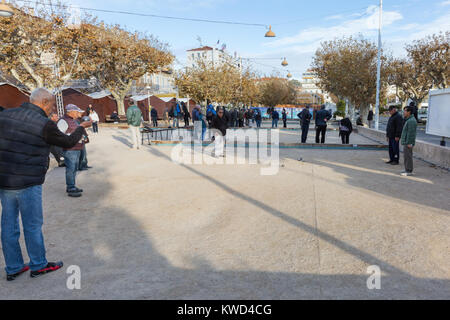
[0,88,91,281]
[57,104,88,197]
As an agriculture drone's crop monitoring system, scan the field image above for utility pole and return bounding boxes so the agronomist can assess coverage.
[375,0,383,130]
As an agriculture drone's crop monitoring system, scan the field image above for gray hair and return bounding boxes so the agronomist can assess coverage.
[30,88,53,104]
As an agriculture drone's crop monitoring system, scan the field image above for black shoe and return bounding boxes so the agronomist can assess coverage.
[67,187,83,193]
[7,266,30,281]
[386,160,394,164]
[390,161,399,165]
[30,262,63,278]
[68,191,82,198]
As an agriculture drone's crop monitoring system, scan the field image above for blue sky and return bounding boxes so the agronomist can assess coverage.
[30,0,450,79]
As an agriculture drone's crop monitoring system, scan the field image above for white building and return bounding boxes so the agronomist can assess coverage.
[299,70,333,104]
[186,46,237,68]
[140,69,176,94]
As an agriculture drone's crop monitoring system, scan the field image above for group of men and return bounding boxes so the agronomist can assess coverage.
[0,88,93,281]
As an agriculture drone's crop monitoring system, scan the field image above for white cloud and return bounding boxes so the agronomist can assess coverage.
[440,0,450,6]
[265,6,403,52]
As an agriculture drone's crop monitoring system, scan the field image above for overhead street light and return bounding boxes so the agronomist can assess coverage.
[265,25,276,38]
[281,58,288,67]
[0,0,13,17]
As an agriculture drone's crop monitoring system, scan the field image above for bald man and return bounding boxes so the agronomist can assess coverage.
[0,88,91,281]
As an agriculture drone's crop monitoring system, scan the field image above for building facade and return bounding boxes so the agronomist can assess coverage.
[299,70,333,104]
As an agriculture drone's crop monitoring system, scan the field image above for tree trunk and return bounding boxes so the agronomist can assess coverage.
[360,104,370,126]
[111,90,127,115]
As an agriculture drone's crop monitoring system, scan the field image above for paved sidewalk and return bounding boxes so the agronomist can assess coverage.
[0,128,448,299]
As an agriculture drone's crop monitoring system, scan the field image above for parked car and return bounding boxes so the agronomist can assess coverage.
[418,107,428,124]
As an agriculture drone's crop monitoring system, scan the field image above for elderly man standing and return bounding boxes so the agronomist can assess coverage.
[126,100,143,150]
[0,88,91,281]
[57,104,88,197]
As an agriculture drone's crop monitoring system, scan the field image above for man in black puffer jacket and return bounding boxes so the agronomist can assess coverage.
[386,105,404,165]
[0,88,91,281]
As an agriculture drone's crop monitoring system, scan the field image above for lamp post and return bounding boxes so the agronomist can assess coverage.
[375,0,383,130]
[0,0,13,17]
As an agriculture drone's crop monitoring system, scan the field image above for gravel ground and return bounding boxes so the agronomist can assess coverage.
[0,127,449,299]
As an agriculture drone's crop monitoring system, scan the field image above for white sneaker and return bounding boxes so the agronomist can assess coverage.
[400,172,413,177]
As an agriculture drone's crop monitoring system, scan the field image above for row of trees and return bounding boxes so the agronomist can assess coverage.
[312,32,449,123]
[175,59,298,108]
[0,2,173,114]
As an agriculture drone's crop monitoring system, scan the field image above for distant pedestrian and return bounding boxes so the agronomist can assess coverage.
[386,106,403,165]
[182,102,191,127]
[368,108,374,128]
[163,106,170,127]
[151,107,158,127]
[298,106,312,143]
[315,105,332,144]
[212,108,228,157]
[339,117,353,145]
[400,106,417,176]
[90,108,99,133]
[238,108,244,127]
[282,108,288,128]
[111,110,120,123]
[0,106,4,112]
[272,109,280,128]
[231,108,238,128]
[126,100,143,150]
[255,110,262,128]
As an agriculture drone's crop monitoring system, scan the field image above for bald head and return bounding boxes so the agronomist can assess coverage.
[30,88,55,115]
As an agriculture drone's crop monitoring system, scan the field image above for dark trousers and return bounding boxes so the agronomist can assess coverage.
[340,132,350,144]
[301,125,309,143]
[283,119,287,128]
[389,138,400,162]
[92,122,98,133]
[256,120,262,128]
[152,118,158,127]
[316,125,327,144]
[184,117,190,127]
[50,146,64,164]
[79,146,88,170]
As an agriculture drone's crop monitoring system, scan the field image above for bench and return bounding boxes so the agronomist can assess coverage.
[105,115,127,123]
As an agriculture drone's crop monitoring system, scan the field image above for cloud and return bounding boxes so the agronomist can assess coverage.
[265,6,403,52]
[440,0,450,6]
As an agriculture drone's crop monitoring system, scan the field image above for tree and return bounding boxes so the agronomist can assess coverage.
[80,24,173,115]
[312,36,390,123]
[387,58,433,109]
[0,2,94,91]
[406,32,449,89]
[257,78,297,108]
[175,57,258,106]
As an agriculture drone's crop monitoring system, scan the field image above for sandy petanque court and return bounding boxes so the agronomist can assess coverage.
[0,127,449,299]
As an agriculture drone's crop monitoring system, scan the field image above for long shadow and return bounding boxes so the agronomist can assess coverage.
[281,148,450,212]
[144,147,407,274]
[112,135,133,148]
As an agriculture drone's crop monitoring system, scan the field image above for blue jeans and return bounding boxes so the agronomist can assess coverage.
[272,119,279,128]
[0,185,47,274]
[64,150,81,191]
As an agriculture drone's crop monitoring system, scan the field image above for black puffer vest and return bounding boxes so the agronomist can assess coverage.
[0,103,51,190]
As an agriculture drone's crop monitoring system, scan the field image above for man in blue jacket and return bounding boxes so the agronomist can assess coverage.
[315,105,332,144]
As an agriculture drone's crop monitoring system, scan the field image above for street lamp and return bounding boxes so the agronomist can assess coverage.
[265,25,276,38]
[0,0,13,17]
[281,58,288,67]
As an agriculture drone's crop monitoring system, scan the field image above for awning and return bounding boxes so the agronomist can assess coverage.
[87,90,111,99]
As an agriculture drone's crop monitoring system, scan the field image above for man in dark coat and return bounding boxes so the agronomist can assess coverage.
[0,88,91,281]
[212,108,229,157]
[298,106,312,143]
[315,105,332,144]
[386,106,404,165]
